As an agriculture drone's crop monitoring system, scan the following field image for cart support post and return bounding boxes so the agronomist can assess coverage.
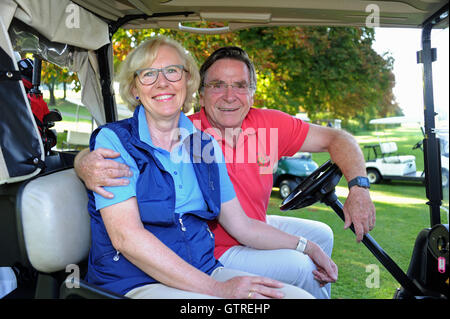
[417,6,448,226]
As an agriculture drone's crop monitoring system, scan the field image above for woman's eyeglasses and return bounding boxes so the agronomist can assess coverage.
[135,65,187,85]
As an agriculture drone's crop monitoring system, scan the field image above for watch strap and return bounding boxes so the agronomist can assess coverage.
[348,176,370,189]
[296,236,308,253]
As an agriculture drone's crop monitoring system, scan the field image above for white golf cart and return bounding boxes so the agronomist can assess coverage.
[364,140,424,184]
[0,0,448,302]
[365,116,448,187]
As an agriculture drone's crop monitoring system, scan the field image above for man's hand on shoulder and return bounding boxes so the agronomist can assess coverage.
[74,148,132,198]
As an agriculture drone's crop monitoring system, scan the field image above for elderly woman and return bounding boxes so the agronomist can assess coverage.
[86,36,316,299]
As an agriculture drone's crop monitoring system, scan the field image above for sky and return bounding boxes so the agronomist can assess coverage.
[371,27,449,126]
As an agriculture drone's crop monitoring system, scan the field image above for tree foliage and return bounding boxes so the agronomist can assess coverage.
[111,25,402,127]
[41,60,79,105]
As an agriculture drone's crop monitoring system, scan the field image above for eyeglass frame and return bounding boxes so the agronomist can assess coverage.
[203,80,255,94]
[135,64,187,85]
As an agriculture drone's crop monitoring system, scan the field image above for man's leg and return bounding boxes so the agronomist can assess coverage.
[267,214,334,298]
[219,245,329,299]
[266,215,334,257]
[219,215,334,299]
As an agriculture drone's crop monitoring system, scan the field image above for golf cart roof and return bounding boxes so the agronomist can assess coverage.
[369,116,424,125]
[1,1,447,62]
[72,0,449,30]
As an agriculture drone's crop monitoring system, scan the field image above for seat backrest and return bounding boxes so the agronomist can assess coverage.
[17,168,90,273]
[380,142,398,154]
[66,131,91,147]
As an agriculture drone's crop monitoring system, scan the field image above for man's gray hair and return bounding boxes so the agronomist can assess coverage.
[199,46,257,94]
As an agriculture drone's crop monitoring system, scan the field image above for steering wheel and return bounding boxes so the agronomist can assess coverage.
[280,160,343,211]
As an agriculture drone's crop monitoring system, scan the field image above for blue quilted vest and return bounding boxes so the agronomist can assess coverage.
[86,106,222,296]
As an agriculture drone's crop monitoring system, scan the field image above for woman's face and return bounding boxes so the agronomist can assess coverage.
[132,44,188,121]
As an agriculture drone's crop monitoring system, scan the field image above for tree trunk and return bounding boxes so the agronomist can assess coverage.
[48,82,56,106]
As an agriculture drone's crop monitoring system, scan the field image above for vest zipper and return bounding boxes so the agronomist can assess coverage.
[206,226,214,239]
[179,217,186,231]
[113,250,120,261]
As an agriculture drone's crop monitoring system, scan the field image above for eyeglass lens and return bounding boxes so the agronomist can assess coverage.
[205,81,251,94]
[137,65,184,85]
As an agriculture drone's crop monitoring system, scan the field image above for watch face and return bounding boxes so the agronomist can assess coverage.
[358,177,370,187]
[349,176,370,189]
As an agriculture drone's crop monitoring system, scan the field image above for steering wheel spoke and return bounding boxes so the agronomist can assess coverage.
[280,160,342,211]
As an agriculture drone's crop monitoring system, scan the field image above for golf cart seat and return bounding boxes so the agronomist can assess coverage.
[18,169,90,275]
[380,142,416,163]
[1,168,124,299]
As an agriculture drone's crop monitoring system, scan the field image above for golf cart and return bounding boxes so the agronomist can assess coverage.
[364,141,425,184]
[0,0,448,301]
[273,152,319,199]
[412,127,449,188]
[364,116,448,187]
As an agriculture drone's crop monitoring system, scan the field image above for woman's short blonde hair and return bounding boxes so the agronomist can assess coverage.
[117,35,200,113]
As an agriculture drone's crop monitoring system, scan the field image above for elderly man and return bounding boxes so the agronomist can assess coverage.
[74,46,375,298]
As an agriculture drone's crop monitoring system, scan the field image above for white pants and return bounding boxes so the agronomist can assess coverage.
[125,266,314,299]
[219,215,334,299]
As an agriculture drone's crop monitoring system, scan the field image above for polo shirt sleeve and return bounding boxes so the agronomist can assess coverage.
[211,138,236,203]
[93,128,139,210]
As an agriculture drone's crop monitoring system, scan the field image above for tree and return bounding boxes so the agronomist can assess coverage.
[110,25,399,126]
[41,61,79,105]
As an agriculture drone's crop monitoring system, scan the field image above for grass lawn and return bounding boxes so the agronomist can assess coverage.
[269,125,448,299]
[46,98,92,123]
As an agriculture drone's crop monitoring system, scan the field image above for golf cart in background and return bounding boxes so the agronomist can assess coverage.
[0,0,448,301]
[365,116,448,188]
[412,127,449,188]
[273,152,319,199]
[364,141,425,185]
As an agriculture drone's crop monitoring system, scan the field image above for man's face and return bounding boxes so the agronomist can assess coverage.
[200,58,254,134]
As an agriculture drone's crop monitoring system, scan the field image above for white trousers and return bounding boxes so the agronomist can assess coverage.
[125,266,314,299]
[219,215,334,299]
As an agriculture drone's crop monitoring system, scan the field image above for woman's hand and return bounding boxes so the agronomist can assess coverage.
[304,241,338,286]
[214,276,285,299]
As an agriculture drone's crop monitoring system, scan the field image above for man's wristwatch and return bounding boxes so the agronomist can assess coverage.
[348,176,370,189]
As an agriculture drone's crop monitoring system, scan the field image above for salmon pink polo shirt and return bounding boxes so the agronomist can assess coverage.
[189,107,309,258]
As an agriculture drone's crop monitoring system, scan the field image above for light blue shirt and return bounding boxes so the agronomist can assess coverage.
[93,106,236,216]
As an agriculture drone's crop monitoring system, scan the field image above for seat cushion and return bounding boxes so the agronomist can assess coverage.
[19,169,90,273]
[383,155,415,164]
[380,142,398,154]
